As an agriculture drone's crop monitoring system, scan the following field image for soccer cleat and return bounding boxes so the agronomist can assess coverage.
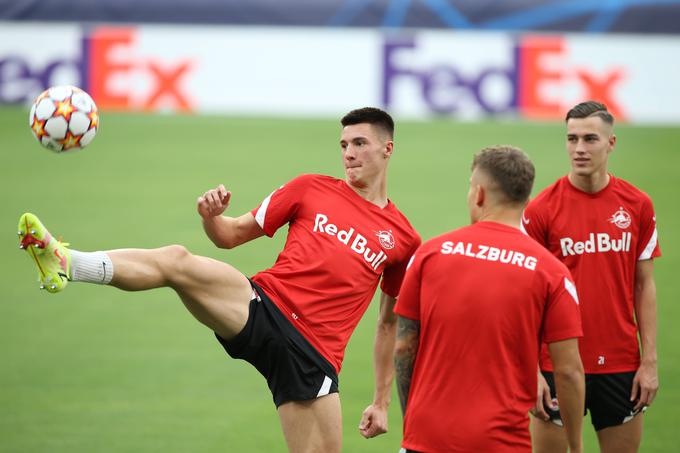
[18,213,71,293]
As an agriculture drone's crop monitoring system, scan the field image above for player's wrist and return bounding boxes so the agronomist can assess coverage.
[371,398,390,410]
[640,355,657,366]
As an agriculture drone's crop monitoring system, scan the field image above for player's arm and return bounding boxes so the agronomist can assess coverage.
[394,314,420,416]
[632,259,659,410]
[359,292,399,439]
[547,338,585,453]
[197,184,265,248]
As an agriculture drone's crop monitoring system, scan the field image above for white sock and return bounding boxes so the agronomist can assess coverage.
[70,250,114,284]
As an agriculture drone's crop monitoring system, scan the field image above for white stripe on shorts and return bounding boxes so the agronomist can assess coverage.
[316,375,332,397]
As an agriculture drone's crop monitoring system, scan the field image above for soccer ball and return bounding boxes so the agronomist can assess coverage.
[29,86,99,152]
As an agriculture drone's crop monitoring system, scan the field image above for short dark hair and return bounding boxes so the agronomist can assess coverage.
[565,101,614,125]
[472,146,535,204]
[341,107,394,139]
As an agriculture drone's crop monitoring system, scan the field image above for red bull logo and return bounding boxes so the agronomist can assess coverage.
[560,232,632,257]
[313,213,389,270]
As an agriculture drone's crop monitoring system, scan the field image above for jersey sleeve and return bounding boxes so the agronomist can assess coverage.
[393,248,423,320]
[521,199,548,246]
[541,272,583,344]
[381,234,422,298]
[250,175,309,237]
[637,195,661,260]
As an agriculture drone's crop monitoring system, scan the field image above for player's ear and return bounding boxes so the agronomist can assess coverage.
[608,134,616,154]
[383,141,394,158]
[475,184,485,207]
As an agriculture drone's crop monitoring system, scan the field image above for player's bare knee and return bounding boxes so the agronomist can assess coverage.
[319,438,341,453]
[158,245,193,279]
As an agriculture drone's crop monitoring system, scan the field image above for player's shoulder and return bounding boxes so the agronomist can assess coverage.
[408,231,448,264]
[385,201,419,236]
[283,174,343,193]
[527,176,568,207]
[289,173,337,185]
[418,225,476,252]
[522,234,571,273]
[611,175,654,204]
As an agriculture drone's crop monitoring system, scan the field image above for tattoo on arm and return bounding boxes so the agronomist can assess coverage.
[394,316,420,416]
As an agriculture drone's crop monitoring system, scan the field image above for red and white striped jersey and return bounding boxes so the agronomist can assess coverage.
[523,175,661,373]
[250,174,421,373]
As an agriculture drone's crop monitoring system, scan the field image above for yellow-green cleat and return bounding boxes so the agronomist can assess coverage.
[18,213,71,293]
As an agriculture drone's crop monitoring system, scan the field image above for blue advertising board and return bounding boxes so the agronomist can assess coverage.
[2,0,680,33]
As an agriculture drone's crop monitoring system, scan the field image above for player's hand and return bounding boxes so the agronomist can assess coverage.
[631,360,658,411]
[529,371,554,421]
[197,184,231,219]
[358,404,388,438]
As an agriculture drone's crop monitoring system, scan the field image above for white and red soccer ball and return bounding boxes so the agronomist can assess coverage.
[29,85,99,152]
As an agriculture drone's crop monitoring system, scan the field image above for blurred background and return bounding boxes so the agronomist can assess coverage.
[2,0,680,122]
[1,1,679,451]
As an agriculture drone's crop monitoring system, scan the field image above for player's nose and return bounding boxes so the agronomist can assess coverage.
[575,140,587,153]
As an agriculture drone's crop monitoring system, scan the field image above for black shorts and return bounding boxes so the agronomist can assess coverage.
[542,371,645,431]
[215,281,339,408]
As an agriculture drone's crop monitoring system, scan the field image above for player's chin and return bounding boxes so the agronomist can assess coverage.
[571,165,592,176]
[345,170,363,184]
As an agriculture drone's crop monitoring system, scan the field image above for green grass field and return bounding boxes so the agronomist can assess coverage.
[1,106,678,452]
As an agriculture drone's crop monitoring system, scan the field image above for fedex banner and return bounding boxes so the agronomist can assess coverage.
[1,23,679,123]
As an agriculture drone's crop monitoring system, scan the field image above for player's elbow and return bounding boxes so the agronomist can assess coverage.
[552,360,584,384]
[205,234,231,249]
[215,237,237,249]
[378,310,398,329]
[547,338,583,382]
[394,338,417,360]
[394,340,408,357]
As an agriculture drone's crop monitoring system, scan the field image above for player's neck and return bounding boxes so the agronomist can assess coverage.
[568,171,610,194]
[477,210,522,230]
[345,178,388,208]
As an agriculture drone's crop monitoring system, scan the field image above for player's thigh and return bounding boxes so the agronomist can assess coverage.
[531,416,568,453]
[590,372,643,453]
[596,413,643,453]
[589,372,641,430]
[170,250,253,338]
[277,394,342,453]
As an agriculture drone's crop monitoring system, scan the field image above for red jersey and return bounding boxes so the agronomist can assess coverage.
[394,222,582,453]
[523,175,661,373]
[250,174,420,373]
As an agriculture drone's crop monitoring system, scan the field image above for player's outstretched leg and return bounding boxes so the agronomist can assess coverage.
[18,213,252,340]
[18,213,72,293]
